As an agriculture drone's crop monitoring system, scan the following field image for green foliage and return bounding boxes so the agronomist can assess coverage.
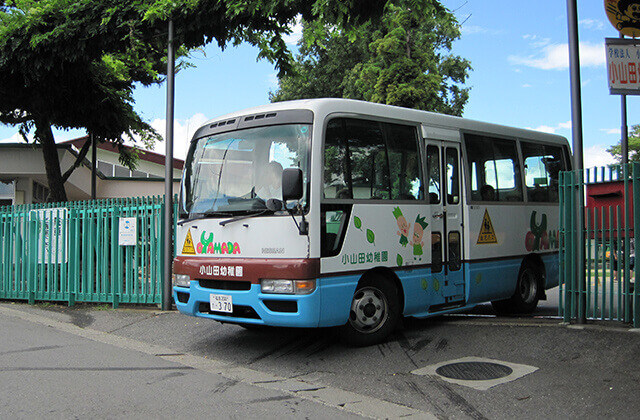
[270,1,471,116]
[607,124,640,163]
[0,0,387,201]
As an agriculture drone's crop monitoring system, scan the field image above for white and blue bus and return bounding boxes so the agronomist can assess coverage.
[172,99,571,346]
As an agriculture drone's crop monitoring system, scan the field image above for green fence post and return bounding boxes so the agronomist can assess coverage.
[68,208,77,306]
[28,211,36,305]
[112,203,121,309]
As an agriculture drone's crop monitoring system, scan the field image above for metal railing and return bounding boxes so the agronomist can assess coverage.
[560,164,639,327]
[0,196,176,307]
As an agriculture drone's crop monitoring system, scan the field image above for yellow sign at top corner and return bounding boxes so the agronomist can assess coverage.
[477,209,498,245]
[605,0,640,37]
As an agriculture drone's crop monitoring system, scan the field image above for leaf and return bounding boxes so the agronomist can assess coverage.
[354,216,362,230]
[421,278,427,290]
[366,228,375,244]
[396,254,403,267]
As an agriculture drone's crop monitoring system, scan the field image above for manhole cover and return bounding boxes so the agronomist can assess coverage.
[435,362,513,381]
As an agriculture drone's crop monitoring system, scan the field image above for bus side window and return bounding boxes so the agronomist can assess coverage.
[426,145,440,204]
[521,142,564,203]
[324,118,422,201]
[448,231,461,271]
[464,134,523,202]
[446,148,459,204]
[321,206,350,257]
[431,232,442,273]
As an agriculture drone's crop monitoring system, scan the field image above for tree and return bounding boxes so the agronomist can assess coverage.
[607,124,640,163]
[270,1,471,116]
[0,0,387,202]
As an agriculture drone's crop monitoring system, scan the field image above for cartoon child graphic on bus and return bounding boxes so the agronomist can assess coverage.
[392,207,410,247]
[410,215,428,261]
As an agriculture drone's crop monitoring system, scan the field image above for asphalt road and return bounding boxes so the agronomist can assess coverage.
[0,293,638,419]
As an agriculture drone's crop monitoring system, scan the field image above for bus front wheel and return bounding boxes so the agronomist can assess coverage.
[491,263,540,314]
[339,276,401,347]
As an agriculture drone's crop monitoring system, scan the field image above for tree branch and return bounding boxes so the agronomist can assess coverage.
[61,136,93,183]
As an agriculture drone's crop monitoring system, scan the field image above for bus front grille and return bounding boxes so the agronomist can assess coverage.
[198,279,252,291]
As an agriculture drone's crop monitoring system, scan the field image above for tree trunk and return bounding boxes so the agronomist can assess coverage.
[35,119,68,203]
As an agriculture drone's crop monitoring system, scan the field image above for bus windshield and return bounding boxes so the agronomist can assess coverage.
[180,124,311,217]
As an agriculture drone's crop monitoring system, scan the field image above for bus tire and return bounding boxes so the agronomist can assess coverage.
[491,263,540,314]
[339,275,401,347]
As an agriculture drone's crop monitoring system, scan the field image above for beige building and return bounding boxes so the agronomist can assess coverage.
[0,136,183,205]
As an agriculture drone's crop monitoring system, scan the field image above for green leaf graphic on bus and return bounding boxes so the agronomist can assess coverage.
[354,216,362,230]
[366,229,375,245]
[421,278,428,290]
[397,254,403,267]
[433,278,441,292]
[475,273,482,285]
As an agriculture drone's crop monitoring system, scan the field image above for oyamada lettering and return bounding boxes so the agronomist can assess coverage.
[200,241,241,255]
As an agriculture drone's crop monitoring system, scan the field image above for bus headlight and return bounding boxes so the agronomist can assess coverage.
[261,279,316,295]
[174,274,191,287]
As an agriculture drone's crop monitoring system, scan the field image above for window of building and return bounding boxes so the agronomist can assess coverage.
[0,180,14,206]
[33,181,49,203]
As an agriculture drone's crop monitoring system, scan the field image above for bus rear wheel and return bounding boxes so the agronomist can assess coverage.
[340,276,401,347]
[491,263,540,314]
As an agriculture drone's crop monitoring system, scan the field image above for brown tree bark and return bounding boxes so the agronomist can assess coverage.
[35,119,68,203]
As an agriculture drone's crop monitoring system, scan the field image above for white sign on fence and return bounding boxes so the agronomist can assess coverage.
[118,217,137,246]
[30,208,69,263]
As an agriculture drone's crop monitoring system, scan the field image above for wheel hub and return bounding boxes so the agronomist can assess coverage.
[349,287,388,333]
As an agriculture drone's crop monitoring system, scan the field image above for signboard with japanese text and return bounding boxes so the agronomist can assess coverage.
[605,0,640,37]
[606,38,640,95]
[118,217,137,246]
[30,208,68,263]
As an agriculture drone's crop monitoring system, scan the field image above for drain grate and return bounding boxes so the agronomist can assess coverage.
[412,357,538,390]
[436,361,513,381]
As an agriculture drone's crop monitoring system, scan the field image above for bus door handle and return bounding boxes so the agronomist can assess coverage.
[432,212,444,219]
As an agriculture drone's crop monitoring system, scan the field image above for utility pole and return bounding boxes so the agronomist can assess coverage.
[163,19,175,311]
[566,0,586,323]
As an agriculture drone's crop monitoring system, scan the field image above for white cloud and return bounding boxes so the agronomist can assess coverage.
[509,42,605,70]
[147,113,209,160]
[601,128,621,135]
[583,144,616,169]
[283,16,303,46]
[579,19,605,31]
[529,121,572,134]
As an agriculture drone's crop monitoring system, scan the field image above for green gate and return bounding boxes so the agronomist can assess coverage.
[560,164,639,327]
[0,196,175,307]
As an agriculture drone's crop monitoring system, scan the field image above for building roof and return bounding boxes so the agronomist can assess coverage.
[60,136,184,170]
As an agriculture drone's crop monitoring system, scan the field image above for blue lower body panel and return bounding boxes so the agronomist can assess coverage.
[174,281,325,328]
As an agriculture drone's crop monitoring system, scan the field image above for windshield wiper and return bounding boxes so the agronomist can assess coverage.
[219,199,283,226]
[177,211,233,226]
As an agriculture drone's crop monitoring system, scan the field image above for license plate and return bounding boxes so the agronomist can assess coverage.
[210,294,233,313]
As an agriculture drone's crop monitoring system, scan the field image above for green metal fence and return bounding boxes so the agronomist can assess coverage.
[0,196,175,307]
[560,164,639,327]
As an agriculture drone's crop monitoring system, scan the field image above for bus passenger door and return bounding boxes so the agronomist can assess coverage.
[426,141,465,308]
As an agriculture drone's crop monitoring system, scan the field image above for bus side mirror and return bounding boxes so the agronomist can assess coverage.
[282,168,303,201]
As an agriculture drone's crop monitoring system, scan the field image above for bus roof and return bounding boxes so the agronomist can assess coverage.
[195,98,569,146]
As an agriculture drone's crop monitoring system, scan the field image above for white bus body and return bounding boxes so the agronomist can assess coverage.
[173,99,570,346]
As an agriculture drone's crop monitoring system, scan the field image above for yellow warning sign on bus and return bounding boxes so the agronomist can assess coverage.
[477,210,498,244]
[182,229,196,255]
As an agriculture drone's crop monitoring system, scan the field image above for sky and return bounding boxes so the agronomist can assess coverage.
[0,1,632,168]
